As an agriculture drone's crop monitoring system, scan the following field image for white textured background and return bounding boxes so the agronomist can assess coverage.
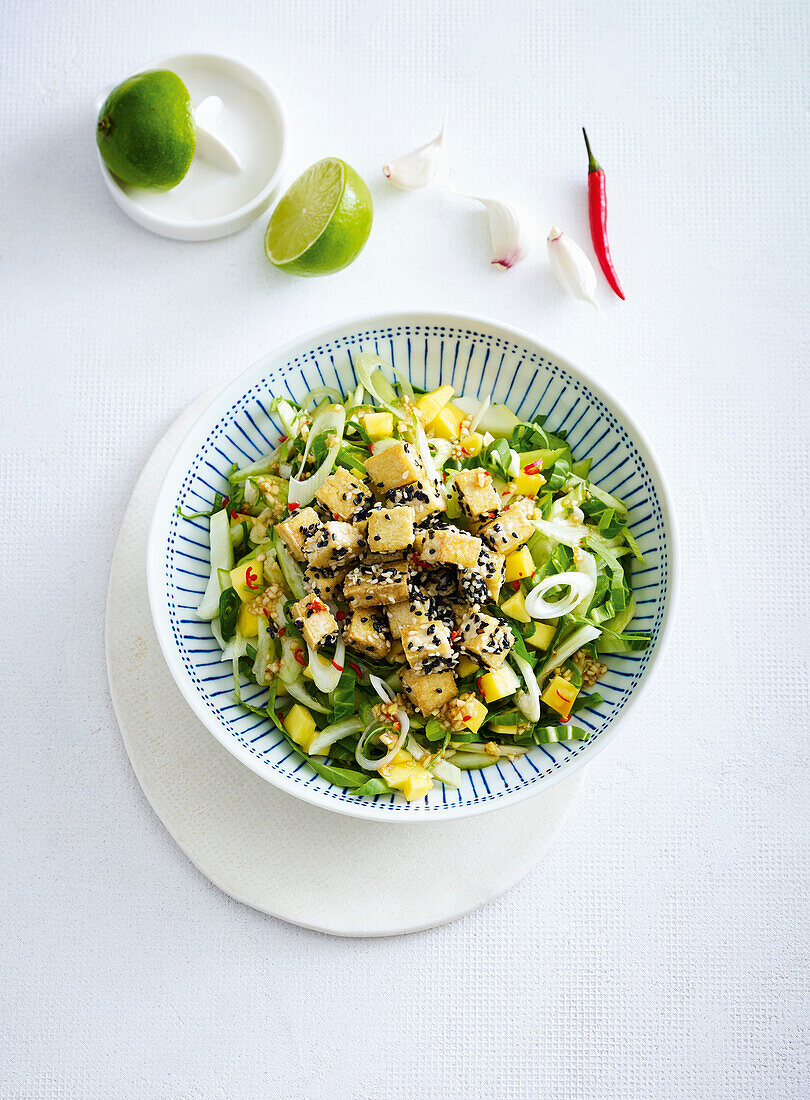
[1,1,808,1097]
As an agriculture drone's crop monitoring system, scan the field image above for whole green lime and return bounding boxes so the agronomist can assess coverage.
[96,70,196,191]
[264,158,373,276]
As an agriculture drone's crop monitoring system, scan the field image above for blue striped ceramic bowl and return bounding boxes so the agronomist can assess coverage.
[148,313,676,821]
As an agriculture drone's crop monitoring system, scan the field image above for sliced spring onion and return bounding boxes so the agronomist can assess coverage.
[414,422,443,488]
[197,509,234,620]
[355,718,408,772]
[354,352,400,416]
[285,678,331,714]
[512,653,541,722]
[302,385,343,410]
[272,532,307,599]
[252,620,275,684]
[573,550,598,616]
[307,717,364,757]
[454,395,519,438]
[525,571,595,619]
[541,623,602,679]
[432,438,453,469]
[533,516,590,549]
[369,674,394,703]
[306,636,345,695]
[392,364,414,398]
[275,399,300,437]
[230,450,282,482]
[288,403,345,507]
[243,479,259,506]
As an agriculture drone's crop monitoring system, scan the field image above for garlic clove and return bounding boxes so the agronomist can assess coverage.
[382,124,447,189]
[468,195,534,269]
[547,226,601,311]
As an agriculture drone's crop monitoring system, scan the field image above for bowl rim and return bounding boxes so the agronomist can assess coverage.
[147,310,678,822]
[96,51,288,238]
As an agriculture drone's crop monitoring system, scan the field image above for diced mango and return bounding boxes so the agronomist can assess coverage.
[380,749,435,801]
[283,704,318,752]
[541,675,580,717]
[526,622,556,650]
[504,546,536,582]
[458,431,484,457]
[510,471,546,497]
[237,602,259,638]
[457,655,480,678]
[500,590,531,623]
[416,385,454,424]
[459,697,488,733]
[429,403,465,440]
[402,765,434,801]
[230,560,265,601]
[477,665,519,703]
[364,411,394,441]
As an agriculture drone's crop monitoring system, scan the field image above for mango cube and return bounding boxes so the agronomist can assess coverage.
[364,411,394,441]
[541,675,580,717]
[504,546,536,582]
[402,765,434,801]
[230,560,265,601]
[510,471,546,497]
[477,665,519,703]
[526,622,556,650]
[459,696,488,733]
[284,704,318,752]
[379,749,435,801]
[457,655,480,677]
[430,403,465,440]
[500,590,531,623]
[458,431,484,457]
[237,602,259,638]
[416,385,454,424]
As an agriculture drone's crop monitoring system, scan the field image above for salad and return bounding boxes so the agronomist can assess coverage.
[183,353,649,802]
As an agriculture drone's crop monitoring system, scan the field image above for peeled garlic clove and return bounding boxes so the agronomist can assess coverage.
[470,195,533,268]
[547,226,600,310]
[383,124,446,189]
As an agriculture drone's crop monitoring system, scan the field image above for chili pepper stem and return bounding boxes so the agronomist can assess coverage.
[582,127,601,174]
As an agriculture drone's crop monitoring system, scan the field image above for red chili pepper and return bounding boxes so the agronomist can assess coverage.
[288,501,299,512]
[450,630,459,639]
[329,660,344,671]
[278,435,287,443]
[293,647,306,666]
[221,496,230,509]
[348,661,364,679]
[559,715,570,724]
[461,447,471,456]
[511,580,521,591]
[278,626,286,637]
[336,610,346,622]
[556,689,569,701]
[476,676,484,694]
[245,566,261,590]
[524,462,540,475]
[583,128,625,300]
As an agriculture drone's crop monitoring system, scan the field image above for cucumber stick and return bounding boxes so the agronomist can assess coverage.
[197,509,234,620]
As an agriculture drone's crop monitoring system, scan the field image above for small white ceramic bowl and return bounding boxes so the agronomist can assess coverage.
[96,53,287,241]
[148,312,677,821]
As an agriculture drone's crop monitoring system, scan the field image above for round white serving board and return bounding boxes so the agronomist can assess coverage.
[106,390,585,937]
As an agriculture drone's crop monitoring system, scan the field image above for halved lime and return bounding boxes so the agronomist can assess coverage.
[264,158,373,276]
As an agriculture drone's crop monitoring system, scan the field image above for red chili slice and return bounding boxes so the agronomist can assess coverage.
[330,660,344,671]
[336,610,346,621]
[245,567,261,589]
[511,580,521,590]
[348,661,364,679]
[293,647,306,666]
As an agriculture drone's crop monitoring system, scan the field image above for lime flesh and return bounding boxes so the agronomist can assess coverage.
[97,70,196,192]
[264,158,373,276]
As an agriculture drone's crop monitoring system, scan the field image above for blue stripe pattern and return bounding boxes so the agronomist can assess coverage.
[159,323,671,816]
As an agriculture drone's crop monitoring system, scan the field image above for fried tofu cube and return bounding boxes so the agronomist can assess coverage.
[453,468,502,519]
[386,600,427,640]
[412,566,458,600]
[458,545,506,606]
[366,505,415,554]
[364,441,423,492]
[386,478,446,523]
[459,609,514,669]
[401,617,456,672]
[291,595,339,649]
[415,526,482,570]
[399,668,459,716]
[274,507,325,562]
[304,566,348,604]
[344,609,391,659]
[342,561,411,607]
[301,520,364,568]
[479,497,536,552]
[315,467,373,521]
